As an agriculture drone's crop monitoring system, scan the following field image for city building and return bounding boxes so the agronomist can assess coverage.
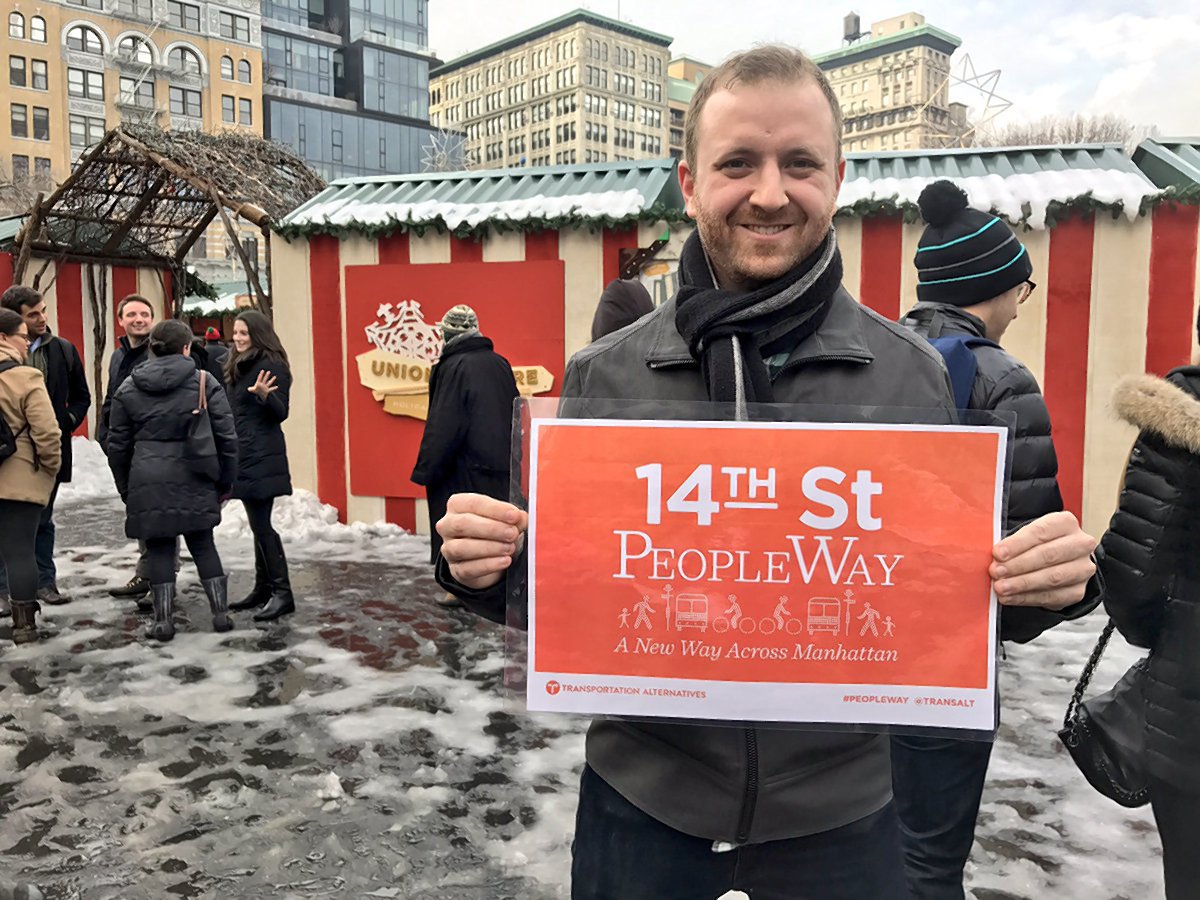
[3,0,262,191]
[666,55,711,161]
[259,0,444,181]
[429,9,671,170]
[813,12,970,152]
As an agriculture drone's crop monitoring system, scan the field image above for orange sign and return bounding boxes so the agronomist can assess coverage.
[527,419,1007,731]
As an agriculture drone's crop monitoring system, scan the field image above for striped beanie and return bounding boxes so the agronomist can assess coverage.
[914,180,1032,306]
[438,304,478,337]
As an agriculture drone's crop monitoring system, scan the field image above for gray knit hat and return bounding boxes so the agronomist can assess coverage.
[438,304,478,337]
[914,181,1033,306]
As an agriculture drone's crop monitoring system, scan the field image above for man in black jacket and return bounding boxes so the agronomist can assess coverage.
[894,180,1099,899]
[434,47,1100,900]
[0,286,91,608]
[411,305,518,607]
[98,294,160,600]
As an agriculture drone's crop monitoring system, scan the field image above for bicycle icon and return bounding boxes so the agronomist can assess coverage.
[712,616,804,635]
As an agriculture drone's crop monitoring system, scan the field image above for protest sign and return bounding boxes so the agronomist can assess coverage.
[526,419,1007,731]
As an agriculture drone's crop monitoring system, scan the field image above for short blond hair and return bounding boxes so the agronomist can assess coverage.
[684,45,843,172]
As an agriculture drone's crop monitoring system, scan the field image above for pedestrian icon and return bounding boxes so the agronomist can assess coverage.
[633,596,655,630]
[858,601,882,637]
[618,607,630,629]
[883,615,895,637]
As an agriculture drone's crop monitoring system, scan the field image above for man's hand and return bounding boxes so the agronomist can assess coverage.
[990,510,1097,610]
[437,493,528,591]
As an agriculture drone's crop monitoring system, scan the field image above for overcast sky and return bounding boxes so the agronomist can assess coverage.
[429,0,1200,136]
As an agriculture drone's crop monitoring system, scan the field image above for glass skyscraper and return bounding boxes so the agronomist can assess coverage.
[261,0,443,180]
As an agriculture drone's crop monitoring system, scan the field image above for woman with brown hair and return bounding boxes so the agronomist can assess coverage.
[0,307,61,641]
[224,310,297,622]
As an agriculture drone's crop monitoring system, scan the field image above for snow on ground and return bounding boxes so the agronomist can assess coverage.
[1,440,1166,898]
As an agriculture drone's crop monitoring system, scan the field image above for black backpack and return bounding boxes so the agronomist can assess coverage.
[0,360,29,464]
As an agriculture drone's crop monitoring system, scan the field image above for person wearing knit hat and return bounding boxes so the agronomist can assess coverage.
[413,306,518,608]
[895,180,1097,899]
[204,326,221,341]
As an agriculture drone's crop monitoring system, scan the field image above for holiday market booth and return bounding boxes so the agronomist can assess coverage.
[273,144,1200,539]
[0,126,323,435]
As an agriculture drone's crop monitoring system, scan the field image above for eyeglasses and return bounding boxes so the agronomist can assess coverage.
[1019,280,1036,303]
[8,332,30,343]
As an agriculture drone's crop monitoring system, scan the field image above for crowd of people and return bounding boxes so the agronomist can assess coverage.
[0,289,298,644]
[0,39,1196,900]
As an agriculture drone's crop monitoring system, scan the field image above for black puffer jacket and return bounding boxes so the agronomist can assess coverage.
[227,353,292,500]
[98,336,151,452]
[1099,367,1200,789]
[412,334,519,563]
[107,354,238,540]
[902,302,1096,642]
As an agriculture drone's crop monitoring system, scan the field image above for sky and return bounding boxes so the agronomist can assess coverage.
[429,0,1200,137]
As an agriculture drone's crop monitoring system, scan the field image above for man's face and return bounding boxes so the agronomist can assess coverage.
[679,79,844,293]
[988,281,1033,342]
[119,301,154,339]
[20,299,48,338]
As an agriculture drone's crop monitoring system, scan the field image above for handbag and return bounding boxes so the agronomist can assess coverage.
[1057,619,1150,808]
[184,369,221,482]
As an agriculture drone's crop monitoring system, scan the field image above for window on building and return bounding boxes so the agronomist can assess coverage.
[68,0,105,7]
[30,60,47,90]
[29,16,45,42]
[66,25,104,54]
[117,0,153,18]
[168,1,201,32]
[169,86,201,118]
[9,56,25,87]
[69,114,106,149]
[220,12,250,42]
[9,13,24,40]
[34,156,50,178]
[220,56,234,80]
[10,103,27,138]
[222,95,235,123]
[117,35,154,64]
[32,106,48,140]
[238,98,252,125]
[11,154,29,181]
[237,59,252,83]
[119,76,154,107]
[168,46,203,75]
[68,68,105,100]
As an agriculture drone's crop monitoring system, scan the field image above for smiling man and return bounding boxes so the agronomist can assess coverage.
[435,45,1098,898]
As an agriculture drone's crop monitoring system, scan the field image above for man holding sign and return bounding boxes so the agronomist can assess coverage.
[437,45,1096,900]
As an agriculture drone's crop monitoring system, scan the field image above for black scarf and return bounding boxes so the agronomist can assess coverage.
[675,228,842,414]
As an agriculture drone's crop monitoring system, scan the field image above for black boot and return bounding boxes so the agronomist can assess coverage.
[147,583,176,642]
[230,540,271,612]
[253,532,295,622]
[11,599,40,644]
[203,575,233,633]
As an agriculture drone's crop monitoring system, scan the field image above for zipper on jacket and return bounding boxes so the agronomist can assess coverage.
[734,727,760,845]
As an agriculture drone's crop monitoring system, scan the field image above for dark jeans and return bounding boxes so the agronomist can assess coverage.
[0,483,57,592]
[145,531,223,585]
[1150,776,1200,899]
[570,765,908,900]
[243,497,278,543]
[0,499,42,602]
[890,734,994,900]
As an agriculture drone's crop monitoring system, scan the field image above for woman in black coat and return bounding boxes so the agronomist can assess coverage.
[107,320,238,641]
[223,310,296,622]
[1097,321,1200,899]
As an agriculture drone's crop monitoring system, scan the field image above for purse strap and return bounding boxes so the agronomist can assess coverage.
[197,369,208,412]
[1063,619,1117,730]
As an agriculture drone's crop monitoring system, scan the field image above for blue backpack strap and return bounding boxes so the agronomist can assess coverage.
[929,335,998,413]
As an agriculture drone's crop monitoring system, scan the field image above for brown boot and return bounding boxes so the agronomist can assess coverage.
[11,600,40,644]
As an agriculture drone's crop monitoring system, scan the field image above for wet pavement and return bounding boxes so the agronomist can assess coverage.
[1,497,584,900]
[0,489,1165,899]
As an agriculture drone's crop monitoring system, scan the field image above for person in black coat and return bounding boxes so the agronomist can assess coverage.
[895,181,1099,899]
[412,305,519,602]
[591,278,654,342]
[222,310,297,623]
[0,286,90,608]
[1097,324,1200,899]
[204,326,230,379]
[107,320,238,641]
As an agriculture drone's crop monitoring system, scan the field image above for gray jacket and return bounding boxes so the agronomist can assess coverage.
[444,286,959,844]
